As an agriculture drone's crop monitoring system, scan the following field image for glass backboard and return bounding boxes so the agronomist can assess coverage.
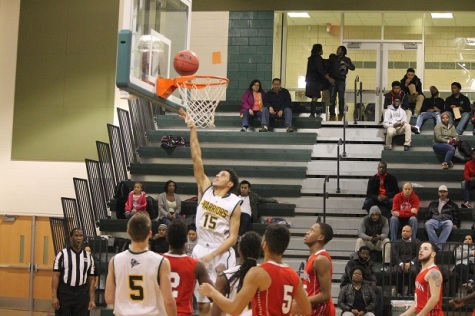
[117,0,191,111]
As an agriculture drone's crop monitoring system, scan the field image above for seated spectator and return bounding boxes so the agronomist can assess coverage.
[355,206,391,268]
[461,149,475,209]
[240,79,265,132]
[425,185,459,249]
[391,225,420,296]
[362,161,399,217]
[412,86,444,134]
[158,180,183,226]
[341,246,383,316]
[260,78,294,133]
[383,96,412,151]
[444,82,472,135]
[400,67,424,116]
[433,112,458,170]
[150,223,169,254]
[390,182,419,242]
[124,182,147,219]
[383,81,410,119]
[454,234,475,291]
[238,180,278,236]
[185,224,197,256]
[338,267,377,316]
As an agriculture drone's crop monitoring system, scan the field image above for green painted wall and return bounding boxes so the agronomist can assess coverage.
[227,11,273,101]
[12,0,119,161]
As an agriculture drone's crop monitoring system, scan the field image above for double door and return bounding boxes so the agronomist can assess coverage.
[343,41,424,121]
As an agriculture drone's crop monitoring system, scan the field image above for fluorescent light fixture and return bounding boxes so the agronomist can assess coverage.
[287,12,310,18]
[431,13,453,19]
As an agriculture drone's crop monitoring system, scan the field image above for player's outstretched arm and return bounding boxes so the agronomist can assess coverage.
[159,258,178,316]
[104,258,116,305]
[291,279,312,316]
[200,266,262,315]
[451,290,475,308]
[179,108,210,195]
[196,261,213,286]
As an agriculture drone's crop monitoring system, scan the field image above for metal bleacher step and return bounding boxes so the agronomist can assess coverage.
[312,143,383,159]
[315,126,384,143]
[307,160,377,177]
[301,178,367,196]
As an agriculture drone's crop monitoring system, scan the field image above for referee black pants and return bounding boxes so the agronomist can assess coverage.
[56,282,89,316]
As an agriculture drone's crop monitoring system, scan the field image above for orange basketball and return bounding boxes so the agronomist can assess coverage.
[173,50,199,76]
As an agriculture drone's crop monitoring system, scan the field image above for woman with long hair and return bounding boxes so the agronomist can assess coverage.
[240,79,265,132]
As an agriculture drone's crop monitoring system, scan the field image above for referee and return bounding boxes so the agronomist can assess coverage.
[52,228,96,315]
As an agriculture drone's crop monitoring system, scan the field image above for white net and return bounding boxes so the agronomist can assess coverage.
[175,76,229,128]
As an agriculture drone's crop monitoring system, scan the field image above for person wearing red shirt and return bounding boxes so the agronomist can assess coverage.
[390,182,419,242]
[401,242,443,316]
[198,224,311,316]
[461,149,475,208]
[300,222,335,316]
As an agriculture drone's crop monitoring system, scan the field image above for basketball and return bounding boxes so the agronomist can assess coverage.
[173,50,199,76]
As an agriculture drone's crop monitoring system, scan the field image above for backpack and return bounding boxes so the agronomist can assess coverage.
[146,196,159,220]
[455,140,472,161]
[113,181,130,199]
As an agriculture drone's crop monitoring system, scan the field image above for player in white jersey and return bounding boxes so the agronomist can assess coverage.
[179,109,242,316]
[105,213,177,316]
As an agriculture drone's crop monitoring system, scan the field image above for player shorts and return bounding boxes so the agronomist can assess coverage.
[192,242,236,303]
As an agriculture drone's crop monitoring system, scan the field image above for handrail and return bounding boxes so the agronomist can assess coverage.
[336,139,342,193]
[322,175,330,223]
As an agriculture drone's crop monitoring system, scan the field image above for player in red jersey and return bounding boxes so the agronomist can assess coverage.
[294,222,335,316]
[198,224,311,316]
[163,220,213,316]
[401,242,443,316]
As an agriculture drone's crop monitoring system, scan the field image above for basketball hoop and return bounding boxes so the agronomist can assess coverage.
[156,75,229,128]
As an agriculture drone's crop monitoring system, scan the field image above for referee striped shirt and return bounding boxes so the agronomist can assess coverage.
[53,247,95,287]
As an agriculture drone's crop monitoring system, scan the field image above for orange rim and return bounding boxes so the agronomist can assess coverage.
[156,75,229,98]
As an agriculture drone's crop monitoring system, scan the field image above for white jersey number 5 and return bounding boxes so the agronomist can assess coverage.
[282,284,294,314]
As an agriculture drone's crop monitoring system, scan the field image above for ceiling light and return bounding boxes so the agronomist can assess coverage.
[287,12,310,18]
[431,13,453,19]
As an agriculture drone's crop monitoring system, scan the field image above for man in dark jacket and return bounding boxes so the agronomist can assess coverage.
[383,81,410,117]
[261,78,293,133]
[444,82,472,135]
[412,85,445,134]
[391,225,421,296]
[400,67,424,115]
[341,246,377,287]
[329,46,355,121]
[355,206,391,266]
[238,180,278,235]
[425,185,460,249]
[363,161,399,217]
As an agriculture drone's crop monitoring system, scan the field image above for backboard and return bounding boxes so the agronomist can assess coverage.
[116,0,191,111]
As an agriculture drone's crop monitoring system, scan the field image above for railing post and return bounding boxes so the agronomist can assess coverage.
[336,139,342,194]
[322,175,329,223]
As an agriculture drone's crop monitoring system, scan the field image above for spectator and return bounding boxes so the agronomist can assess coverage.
[391,225,420,296]
[444,82,471,135]
[383,96,412,151]
[390,182,419,242]
[461,149,475,208]
[362,161,399,217]
[340,246,383,316]
[124,182,147,219]
[400,67,424,116]
[150,223,169,254]
[355,206,391,269]
[185,224,197,256]
[383,81,410,119]
[433,112,458,170]
[338,267,377,316]
[329,45,355,121]
[238,180,278,236]
[412,85,444,134]
[454,234,475,291]
[260,78,294,133]
[425,185,459,249]
[240,79,265,132]
[305,44,331,118]
[158,180,183,226]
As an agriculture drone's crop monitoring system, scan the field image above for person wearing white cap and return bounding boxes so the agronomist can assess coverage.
[424,185,460,249]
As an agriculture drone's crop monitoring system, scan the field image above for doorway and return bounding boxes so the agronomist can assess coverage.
[342,41,424,121]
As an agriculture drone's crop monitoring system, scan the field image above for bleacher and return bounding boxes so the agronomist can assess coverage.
[50,98,475,315]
